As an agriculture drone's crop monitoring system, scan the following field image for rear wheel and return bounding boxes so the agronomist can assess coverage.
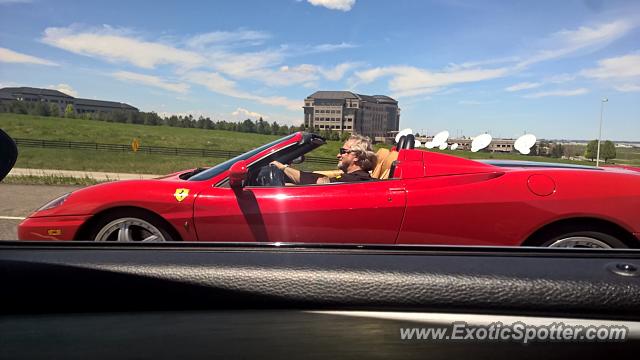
[531,229,628,249]
[90,211,174,242]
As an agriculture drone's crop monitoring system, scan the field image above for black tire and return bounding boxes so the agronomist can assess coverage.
[88,209,175,242]
[529,226,628,249]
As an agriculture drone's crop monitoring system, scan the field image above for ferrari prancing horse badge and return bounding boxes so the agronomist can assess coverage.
[174,188,190,202]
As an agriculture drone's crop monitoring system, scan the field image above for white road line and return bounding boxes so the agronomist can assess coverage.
[0,216,26,220]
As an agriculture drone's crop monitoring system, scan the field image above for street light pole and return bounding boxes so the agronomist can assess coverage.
[596,98,608,167]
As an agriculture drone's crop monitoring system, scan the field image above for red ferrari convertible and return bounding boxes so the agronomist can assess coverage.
[18,132,640,248]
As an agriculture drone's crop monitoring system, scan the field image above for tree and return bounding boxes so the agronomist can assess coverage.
[34,101,50,116]
[550,143,564,158]
[601,140,617,162]
[64,104,75,118]
[144,112,161,126]
[165,115,179,127]
[10,101,28,114]
[584,140,598,161]
[256,117,267,134]
[538,140,550,156]
[49,103,60,117]
[340,131,352,142]
[264,121,272,135]
[239,119,256,133]
[270,121,280,135]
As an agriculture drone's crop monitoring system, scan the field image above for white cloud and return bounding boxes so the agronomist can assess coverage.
[516,20,635,68]
[523,88,589,98]
[184,71,301,111]
[319,62,361,81]
[350,19,635,98]
[209,49,285,78]
[310,42,356,53]
[42,26,205,69]
[354,65,510,98]
[545,73,576,84]
[252,62,359,86]
[113,71,189,94]
[263,64,319,86]
[613,83,640,92]
[0,47,58,66]
[186,29,271,48]
[580,53,640,93]
[211,60,359,87]
[184,71,238,94]
[505,82,542,92]
[48,83,77,97]
[447,56,521,71]
[231,107,268,120]
[307,0,355,11]
[581,53,640,79]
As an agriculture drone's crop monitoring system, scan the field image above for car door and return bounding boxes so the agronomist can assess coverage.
[193,179,407,244]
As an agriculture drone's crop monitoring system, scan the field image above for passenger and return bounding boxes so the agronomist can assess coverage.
[271,134,377,184]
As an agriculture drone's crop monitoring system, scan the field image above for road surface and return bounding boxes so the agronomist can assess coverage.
[0,183,84,240]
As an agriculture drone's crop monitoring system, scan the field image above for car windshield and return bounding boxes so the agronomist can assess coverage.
[188,133,296,181]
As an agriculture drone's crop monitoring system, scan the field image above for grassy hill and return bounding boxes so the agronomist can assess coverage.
[0,113,344,173]
[1,113,637,175]
[0,113,283,150]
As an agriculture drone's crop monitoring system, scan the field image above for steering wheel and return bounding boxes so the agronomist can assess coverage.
[254,164,286,186]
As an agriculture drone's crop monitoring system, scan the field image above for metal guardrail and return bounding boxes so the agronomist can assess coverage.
[14,138,337,165]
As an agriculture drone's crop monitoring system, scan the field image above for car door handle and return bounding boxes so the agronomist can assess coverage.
[386,188,405,202]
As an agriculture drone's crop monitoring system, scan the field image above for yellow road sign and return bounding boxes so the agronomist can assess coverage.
[131,138,140,152]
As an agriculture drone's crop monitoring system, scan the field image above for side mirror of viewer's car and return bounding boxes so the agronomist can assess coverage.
[229,160,248,188]
[0,129,18,182]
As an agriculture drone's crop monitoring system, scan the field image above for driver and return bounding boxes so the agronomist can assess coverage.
[271,134,377,185]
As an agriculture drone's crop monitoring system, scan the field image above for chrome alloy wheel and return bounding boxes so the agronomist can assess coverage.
[547,236,612,249]
[94,217,167,242]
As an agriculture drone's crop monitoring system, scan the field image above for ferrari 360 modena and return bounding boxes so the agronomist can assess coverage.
[18,132,640,248]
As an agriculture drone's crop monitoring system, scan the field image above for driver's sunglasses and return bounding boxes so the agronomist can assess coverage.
[339,148,353,155]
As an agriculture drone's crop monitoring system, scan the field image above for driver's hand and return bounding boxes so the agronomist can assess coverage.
[270,161,286,170]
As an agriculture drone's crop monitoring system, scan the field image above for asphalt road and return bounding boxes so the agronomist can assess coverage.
[0,183,84,240]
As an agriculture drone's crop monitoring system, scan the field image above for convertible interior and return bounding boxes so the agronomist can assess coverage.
[244,133,409,187]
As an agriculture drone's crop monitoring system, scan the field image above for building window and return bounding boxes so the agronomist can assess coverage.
[315,110,319,113]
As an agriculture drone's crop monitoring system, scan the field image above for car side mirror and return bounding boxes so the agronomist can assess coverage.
[229,160,248,188]
[0,129,18,182]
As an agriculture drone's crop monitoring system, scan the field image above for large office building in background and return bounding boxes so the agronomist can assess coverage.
[0,87,138,114]
[303,91,400,140]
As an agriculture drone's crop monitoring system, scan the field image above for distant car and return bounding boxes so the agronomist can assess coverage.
[18,132,640,248]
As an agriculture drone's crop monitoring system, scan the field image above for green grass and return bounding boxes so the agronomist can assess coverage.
[4,174,101,186]
[0,113,283,150]
[14,147,230,174]
[2,113,638,173]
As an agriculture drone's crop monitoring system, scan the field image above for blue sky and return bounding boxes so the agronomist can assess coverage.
[1,0,639,140]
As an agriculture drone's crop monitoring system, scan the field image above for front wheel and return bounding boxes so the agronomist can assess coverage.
[90,211,174,242]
